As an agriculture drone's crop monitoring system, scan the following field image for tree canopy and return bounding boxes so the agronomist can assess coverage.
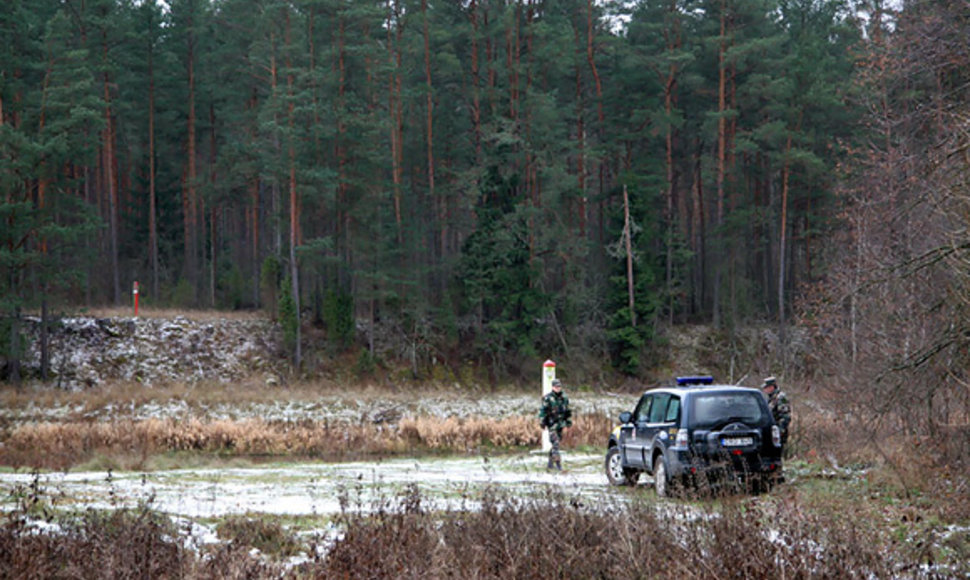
[4,0,958,385]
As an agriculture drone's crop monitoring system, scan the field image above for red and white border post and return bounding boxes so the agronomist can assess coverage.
[541,359,556,452]
[133,281,139,318]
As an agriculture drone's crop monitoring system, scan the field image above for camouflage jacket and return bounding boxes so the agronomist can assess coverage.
[767,390,792,431]
[539,391,572,432]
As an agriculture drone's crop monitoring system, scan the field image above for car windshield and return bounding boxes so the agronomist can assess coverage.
[689,392,767,429]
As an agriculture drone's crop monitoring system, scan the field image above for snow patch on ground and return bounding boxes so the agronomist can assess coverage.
[0,453,615,519]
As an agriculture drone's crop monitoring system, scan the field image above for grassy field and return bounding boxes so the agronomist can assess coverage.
[1,380,968,578]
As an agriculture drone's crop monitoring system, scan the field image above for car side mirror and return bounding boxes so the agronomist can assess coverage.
[619,411,632,424]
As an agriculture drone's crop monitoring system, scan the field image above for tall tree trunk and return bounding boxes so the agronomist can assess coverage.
[713,0,729,328]
[103,28,120,305]
[184,11,198,299]
[422,0,441,293]
[583,0,603,241]
[336,16,350,290]
[9,308,21,387]
[148,27,159,301]
[268,30,282,258]
[40,300,49,381]
[662,0,681,324]
[575,57,587,239]
[692,140,706,316]
[250,176,260,307]
[586,0,604,124]
[209,103,217,308]
[468,0,482,162]
[485,10,496,116]
[624,185,636,327]
[247,87,260,307]
[285,8,301,369]
[778,134,792,345]
[387,0,404,247]
[508,3,519,121]
[584,0,608,246]
[38,49,53,257]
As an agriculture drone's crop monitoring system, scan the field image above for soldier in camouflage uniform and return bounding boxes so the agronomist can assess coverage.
[539,378,572,470]
[762,376,791,448]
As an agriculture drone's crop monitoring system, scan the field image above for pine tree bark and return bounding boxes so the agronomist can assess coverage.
[575,56,587,239]
[713,0,729,328]
[387,0,404,247]
[468,0,482,162]
[40,300,49,381]
[662,0,681,324]
[422,0,441,274]
[778,133,791,344]
[586,0,603,124]
[285,7,301,369]
[624,185,636,327]
[148,21,159,301]
[184,7,198,299]
[103,26,120,305]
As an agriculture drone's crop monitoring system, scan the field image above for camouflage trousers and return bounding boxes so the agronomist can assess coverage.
[547,429,562,470]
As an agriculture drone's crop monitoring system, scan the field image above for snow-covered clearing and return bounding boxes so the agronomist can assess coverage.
[0,452,627,519]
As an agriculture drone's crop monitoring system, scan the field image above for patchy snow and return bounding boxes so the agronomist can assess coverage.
[0,453,618,519]
[0,391,631,424]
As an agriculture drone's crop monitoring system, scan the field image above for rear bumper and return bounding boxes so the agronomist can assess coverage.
[667,448,783,479]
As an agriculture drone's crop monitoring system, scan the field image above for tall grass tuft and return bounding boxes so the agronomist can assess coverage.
[311,486,919,579]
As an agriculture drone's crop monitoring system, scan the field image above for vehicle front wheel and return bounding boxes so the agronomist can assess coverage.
[605,447,639,486]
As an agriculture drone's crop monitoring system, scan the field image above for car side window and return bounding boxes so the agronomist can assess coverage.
[665,397,681,422]
[649,394,671,423]
[634,395,652,423]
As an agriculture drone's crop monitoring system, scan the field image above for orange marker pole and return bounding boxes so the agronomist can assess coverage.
[133,281,139,317]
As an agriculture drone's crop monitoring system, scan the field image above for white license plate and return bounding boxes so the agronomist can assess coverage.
[722,437,753,446]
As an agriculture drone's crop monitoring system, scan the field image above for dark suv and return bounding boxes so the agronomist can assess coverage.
[604,376,783,496]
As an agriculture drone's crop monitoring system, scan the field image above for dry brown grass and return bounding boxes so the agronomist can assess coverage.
[314,487,920,579]
[48,306,269,321]
[0,412,610,471]
[0,492,285,578]
[0,484,927,580]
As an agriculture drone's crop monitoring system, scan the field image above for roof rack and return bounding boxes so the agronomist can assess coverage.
[676,375,714,386]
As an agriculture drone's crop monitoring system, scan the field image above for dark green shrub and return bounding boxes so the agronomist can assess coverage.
[279,276,297,354]
[323,290,354,348]
[260,256,282,317]
[169,278,196,308]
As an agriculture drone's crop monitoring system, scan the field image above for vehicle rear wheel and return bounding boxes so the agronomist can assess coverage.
[654,455,670,497]
[605,447,638,486]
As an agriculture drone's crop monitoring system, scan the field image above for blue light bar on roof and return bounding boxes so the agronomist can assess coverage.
[676,375,714,386]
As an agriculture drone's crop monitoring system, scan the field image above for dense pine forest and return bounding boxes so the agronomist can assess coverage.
[2,0,969,398]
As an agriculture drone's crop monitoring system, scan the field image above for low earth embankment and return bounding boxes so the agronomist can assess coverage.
[11,310,286,389]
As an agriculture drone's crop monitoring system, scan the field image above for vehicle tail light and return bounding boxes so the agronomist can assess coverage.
[771,425,781,447]
[675,429,689,447]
